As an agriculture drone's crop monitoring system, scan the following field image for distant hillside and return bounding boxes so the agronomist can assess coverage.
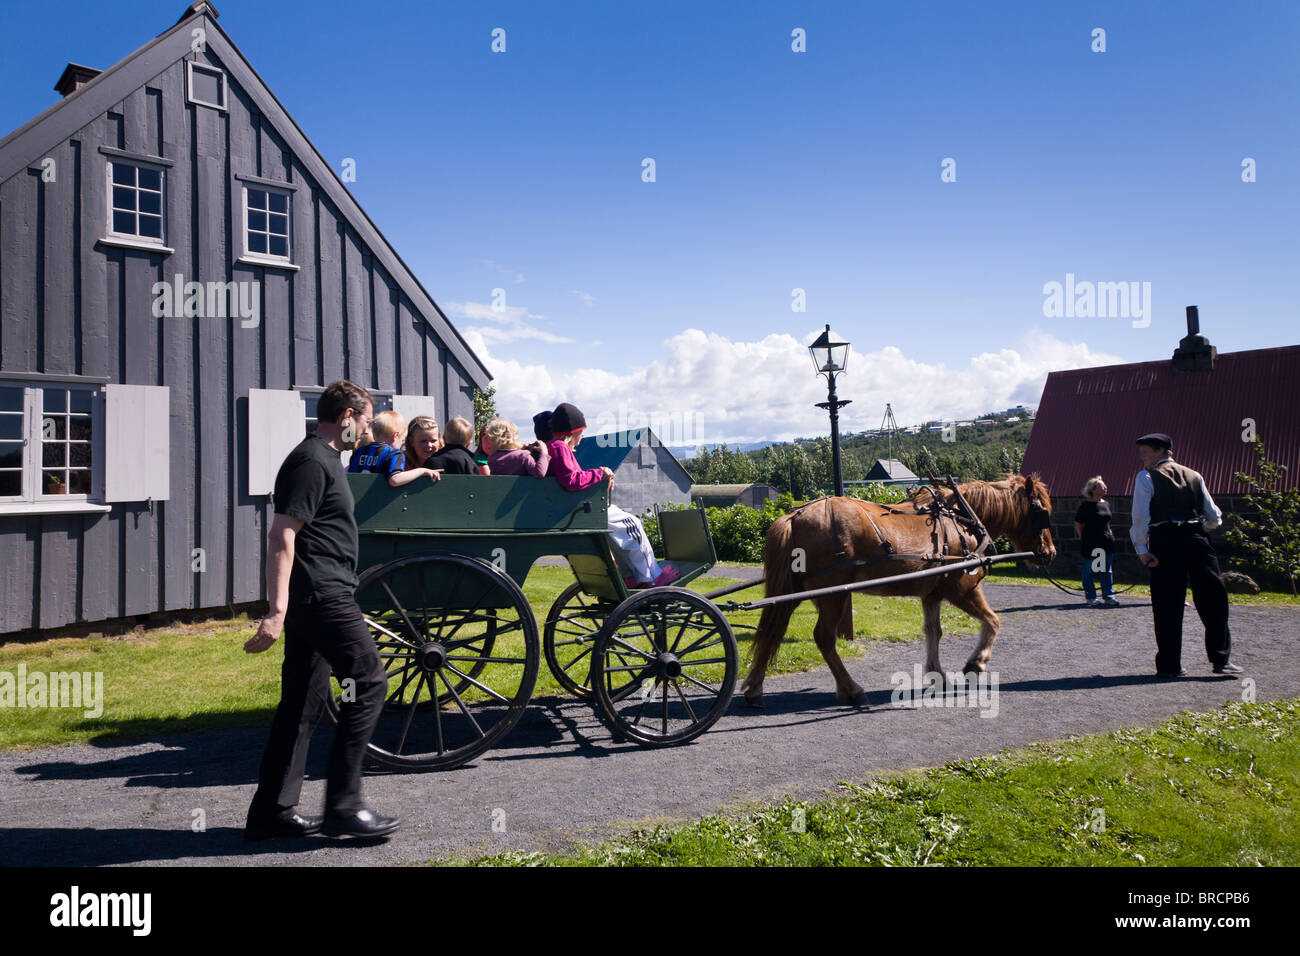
[682,408,1038,495]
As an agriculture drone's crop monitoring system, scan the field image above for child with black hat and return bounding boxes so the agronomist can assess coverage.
[547,402,679,588]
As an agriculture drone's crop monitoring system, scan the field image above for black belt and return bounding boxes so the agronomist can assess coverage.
[1151,519,1201,527]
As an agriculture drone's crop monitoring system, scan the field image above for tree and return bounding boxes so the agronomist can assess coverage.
[472,386,498,435]
[1225,437,1300,595]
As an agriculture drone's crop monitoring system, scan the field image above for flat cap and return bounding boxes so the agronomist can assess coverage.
[1135,433,1173,449]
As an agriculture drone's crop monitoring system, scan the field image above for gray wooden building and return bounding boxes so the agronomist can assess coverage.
[0,2,490,635]
[574,428,692,515]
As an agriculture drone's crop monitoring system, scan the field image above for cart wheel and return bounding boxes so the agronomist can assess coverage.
[590,586,737,747]
[328,552,539,771]
[542,581,615,698]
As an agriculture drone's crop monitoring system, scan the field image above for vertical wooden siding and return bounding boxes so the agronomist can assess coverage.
[0,49,476,633]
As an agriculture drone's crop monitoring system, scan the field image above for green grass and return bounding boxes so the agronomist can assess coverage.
[0,565,974,752]
[455,697,1300,867]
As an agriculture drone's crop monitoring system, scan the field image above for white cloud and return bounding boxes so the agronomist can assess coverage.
[445,300,573,347]
[474,259,525,284]
[468,326,1122,446]
[570,290,596,306]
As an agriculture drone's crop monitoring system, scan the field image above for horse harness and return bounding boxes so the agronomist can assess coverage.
[793,478,998,584]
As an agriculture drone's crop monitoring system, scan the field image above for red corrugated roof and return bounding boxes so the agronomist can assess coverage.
[1021,345,1300,496]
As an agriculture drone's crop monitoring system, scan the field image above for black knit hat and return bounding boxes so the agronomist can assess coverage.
[551,402,587,437]
[533,411,554,442]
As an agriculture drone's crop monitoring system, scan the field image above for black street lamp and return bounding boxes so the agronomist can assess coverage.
[809,324,851,497]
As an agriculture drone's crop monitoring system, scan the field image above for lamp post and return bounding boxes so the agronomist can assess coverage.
[809,324,851,497]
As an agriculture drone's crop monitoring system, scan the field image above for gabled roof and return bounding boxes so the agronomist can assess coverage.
[1021,345,1300,495]
[0,1,489,385]
[575,428,690,478]
[864,458,917,480]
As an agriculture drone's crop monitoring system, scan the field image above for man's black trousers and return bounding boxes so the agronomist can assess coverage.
[249,591,386,818]
[1148,523,1232,674]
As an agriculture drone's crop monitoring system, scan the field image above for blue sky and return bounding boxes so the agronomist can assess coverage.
[2,0,1296,443]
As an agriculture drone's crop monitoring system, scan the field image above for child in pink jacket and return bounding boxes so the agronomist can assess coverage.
[481,418,549,477]
[546,402,679,588]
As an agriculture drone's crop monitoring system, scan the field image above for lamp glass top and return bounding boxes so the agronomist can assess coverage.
[809,325,850,375]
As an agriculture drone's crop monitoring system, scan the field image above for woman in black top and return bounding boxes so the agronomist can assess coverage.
[1074,475,1118,606]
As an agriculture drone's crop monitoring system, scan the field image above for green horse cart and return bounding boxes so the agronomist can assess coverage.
[327,474,739,771]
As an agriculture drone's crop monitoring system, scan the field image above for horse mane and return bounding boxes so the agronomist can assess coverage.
[905,474,1050,537]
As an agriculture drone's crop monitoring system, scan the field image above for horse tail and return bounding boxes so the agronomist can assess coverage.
[763,512,796,599]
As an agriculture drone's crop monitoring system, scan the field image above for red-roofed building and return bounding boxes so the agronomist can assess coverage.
[1022,308,1299,585]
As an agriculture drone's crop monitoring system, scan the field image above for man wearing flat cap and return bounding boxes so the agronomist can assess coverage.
[1130,433,1241,678]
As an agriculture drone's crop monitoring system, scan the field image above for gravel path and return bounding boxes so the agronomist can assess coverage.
[1,583,1295,867]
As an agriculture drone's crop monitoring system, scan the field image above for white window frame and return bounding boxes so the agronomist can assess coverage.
[105,158,167,247]
[240,183,293,267]
[0,381,109,515]
[186,61,228,111]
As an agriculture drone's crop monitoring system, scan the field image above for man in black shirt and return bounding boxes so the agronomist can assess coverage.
[243,380,399,840]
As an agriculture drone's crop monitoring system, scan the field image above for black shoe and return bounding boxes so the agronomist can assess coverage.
[1213,661,1243,674]
[1156,669,1187,679]
[244,810,324,841]
[322,808,400,839]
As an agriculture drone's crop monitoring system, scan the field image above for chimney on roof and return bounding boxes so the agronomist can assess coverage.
[1171,305,1216,374]
[54,63,101,98]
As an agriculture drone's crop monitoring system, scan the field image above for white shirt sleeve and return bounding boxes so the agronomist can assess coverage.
[1200,476,1223,531]
[1130,469,1153,555]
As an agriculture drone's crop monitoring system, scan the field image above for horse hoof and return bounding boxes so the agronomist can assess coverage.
[742,688,764,709]
[836,683,866,705]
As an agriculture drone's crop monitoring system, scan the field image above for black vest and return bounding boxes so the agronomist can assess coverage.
[1147,460,1204,523]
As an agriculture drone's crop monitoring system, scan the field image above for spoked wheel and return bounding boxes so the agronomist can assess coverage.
[328,552,539,771]
[542,581,617,698]
[590,586,737,747]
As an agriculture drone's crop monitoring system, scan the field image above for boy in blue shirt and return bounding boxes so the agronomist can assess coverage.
[347,410,441,487]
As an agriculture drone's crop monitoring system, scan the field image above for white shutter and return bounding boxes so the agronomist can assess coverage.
[248,389,307,496]
[104,385,170,502]
[392,393,437,427]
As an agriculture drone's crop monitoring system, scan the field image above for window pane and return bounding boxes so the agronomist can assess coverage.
[43,389,67,414]
[139,215,162,239]
[268,192,288,213]
[42,471,68,493]
[43,443,67,467]
[138,167,161,191]
[69,390,93,414]
[139,190,161,215]
[269,236,287,257]
[248,210,266,231]
[0,443,21,467]
[70,418,92,441]
[0,387,21,412]
[0,416,22,440]
[269,213,288,236]
[112,163,134,185]
[113,210,136,234]
[248,189,267,210]
[70,443,92,468]
[112,186,137,211]
[0,471,20,496]
[69,471,92,495]
[249,233,266,254]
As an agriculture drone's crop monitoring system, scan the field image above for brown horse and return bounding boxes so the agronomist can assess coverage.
[738,474,1057,706]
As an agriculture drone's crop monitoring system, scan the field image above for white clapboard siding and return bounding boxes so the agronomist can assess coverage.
[104,384,171,502]
[393,393,437,427]
[248,388,307,496]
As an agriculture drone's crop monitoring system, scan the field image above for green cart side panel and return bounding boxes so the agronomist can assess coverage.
[349,474,627,606]
[350,474,608,533]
